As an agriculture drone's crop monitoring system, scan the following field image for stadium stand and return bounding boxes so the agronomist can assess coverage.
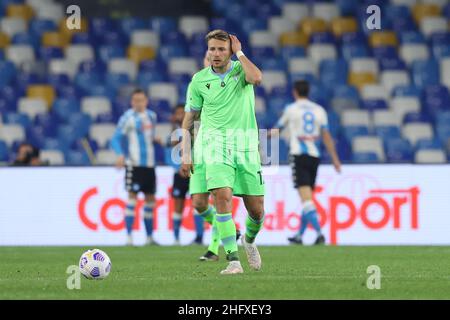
[0,0,449,165]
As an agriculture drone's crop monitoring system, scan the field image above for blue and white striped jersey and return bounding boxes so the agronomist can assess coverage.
[110,109,157,167]
[276,99,329,158]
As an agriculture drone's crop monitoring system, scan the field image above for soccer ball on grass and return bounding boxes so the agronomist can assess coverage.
[79,249,111,280]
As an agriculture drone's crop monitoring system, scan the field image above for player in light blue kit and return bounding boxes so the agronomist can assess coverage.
[111,88,159,246]
[273,80,341,245]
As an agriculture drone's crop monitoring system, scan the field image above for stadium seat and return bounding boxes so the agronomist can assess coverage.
[168,57,198,75]
[26,85,55,108]
[260,71,287,93]
[308,44,337,64]
[369,31,398,48]
[342,125,369,142]
[402,123,434,146]
[440,58,450,89]
[95,149,118,165]
[130,30,159,48]
[341,43,370,60]
[35,2,64,23]
[412,3,441,24]
[0,17,26,37]
[380,70,410,95]
[400,44,430,65]
[300,18,328,37]
[420,17,448,37]
[0,140,9,162]
[331,17,358,37]
[179,16,208,39]
[268,16,296,38]
[105,73,130,91]
[385,137,413,162]
[127,45,156,64]
[281,3,309,24]
[81,97,112,120]
[352,151,379,163]
[52,98,79,122]
[65,150,91,166]
[6,44,35,66]
[148,82,178,107]
[412,59,440,88]
[0,124,25,146]
[71,32,95,45]
[89,123,115,148]
[108,58,138,81]
[42,31,70,48]
[375,125,402,141]
[352,136,385,162]
[250,31,278,50]
[3,112,31,129]
[373,110,401,127]
[288,58,317,77]
[341,110,371,127]
[65,44,95,68]
[49,58,77,79]
[40,149,64,165]
[312,2,339,22]
[361,84,389,101]
[348,72,377,90]
[350,58,379,76]
[415,149,446,163]
[403,112,433,124]
[7,4,34,21]
[415,137,442,151]
[390,96,421,120]
[17,97,47,119]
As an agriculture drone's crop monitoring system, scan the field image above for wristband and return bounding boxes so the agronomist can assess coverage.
[236,50,245,58]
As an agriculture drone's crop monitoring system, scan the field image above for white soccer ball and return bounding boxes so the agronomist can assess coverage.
[79,249,111,280]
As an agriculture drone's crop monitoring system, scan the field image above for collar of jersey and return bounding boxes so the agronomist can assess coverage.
[210,60,235,81]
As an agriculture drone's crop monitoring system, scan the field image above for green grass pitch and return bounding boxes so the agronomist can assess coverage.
[1,246,449,299]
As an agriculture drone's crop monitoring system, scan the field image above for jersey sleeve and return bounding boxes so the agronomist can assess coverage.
[110,114,129,155]
[185,79,203,112]
[275,106,290,129]
[236,61,251,86]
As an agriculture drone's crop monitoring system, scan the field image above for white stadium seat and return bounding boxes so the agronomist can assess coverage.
[49,59,77,79]
[361,84,389,101]
[288,58,318,76]
[18,98,48,120]
[268,16,296,37]
[415,149,446,163]
[89,123,116,148]
[341,110,371,127]
[390,97,421,121]
[308,44,337,65]
[6,45,35,67]
[168,57,198,75]
[282,3,309,24]
[402,123,434,146]
[131,30,160,48]
[95,149,118,165]
[249,31,278,49]
[148,82,178,107]
[179,16,208,39]
[0,124,25,147]
[260,71,287,93]
[352,136,385,162]
[400,44,429,65]
[81,97,112,119]
[373,110,401,127]
[40,150,65,165]
[380,71,410,95]
[108,58,138,81]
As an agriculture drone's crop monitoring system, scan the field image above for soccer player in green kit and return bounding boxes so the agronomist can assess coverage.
[181,30,265,275]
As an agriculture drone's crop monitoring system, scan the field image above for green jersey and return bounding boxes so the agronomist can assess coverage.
[185,60,259,152]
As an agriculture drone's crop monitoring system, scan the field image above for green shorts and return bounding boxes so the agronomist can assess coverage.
[205,149,265,197]
[189,163,208,195]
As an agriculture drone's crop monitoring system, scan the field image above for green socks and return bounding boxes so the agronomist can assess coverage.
[245,214,264,243]
[216,212,239,261]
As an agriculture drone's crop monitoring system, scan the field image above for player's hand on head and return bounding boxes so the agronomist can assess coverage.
[230,35,242,55]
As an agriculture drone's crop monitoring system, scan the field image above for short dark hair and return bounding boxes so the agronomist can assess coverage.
[293,80,310,97]
[131,88,147,97]
[205,29,230,44]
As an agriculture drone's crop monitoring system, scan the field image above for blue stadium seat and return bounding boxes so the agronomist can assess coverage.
[67,113,92,136]
[271,86,291,99]
[391,16,415,34]
[4,112,31,129]
[139,59,167,73]
[403,112,432,124]
[333,85,360,101]
[95,113,116,124]
[267,96,290,118]
[158,44,188,62]
[352,152,379,163]
[241,18,267,36]
[412,60,440,89]
[309,83,331,109]
[361,99,388,111]
[39,47,64,61]
[255,2,281,19]
[119,17,148,36]
[430,32,450,47]
[71,139,99,154]
[12,33,39,49]
[436,123,450,145]
[112,97,130,117]
[168,74,191,87]
[444,3,450,20]
[392,85,421,98]
[379,58,406,71]
[375,126,401,141]
[56,85,82,100]
[341,32,367,45]
[310,32,335,44]
[385,138,413,162]
[415,138,442,151]
[105,73,130,91]
[137,71,167,89]
[257,58,287,72]
[35,113,59,137]
[98,45,125,63]
[26,126,46,149]
[0,140,9,162]
[29,19,57,37]
[52,98,80,122]
[327,110,340,138]
[87,85,116,100]
[435,111,450,127]
[209,18,238,33]
[342,126,369,142]
[90,17,117,37]
[423,85,450,114]
[336,0,359,15]
[66,150,91,166]
[224,3,251,23]
[280,46,305,62]
[212,0,239,13]
[149,16,177,34]
[399,31,425,44]
[14,73,42,91]
[42,137,69,154]
[75,73,102,92]
[341,44,370,60]
[78,60,107,74]
[99,31,128,47]
[71,32,95,45]
[432,44,450,60]
[320,59,348,89]
[385,4,411,23]
[372,46,398,60]
[161,31,188,46]
[0,85,20,106]
[250,46,276,60]
[0,61,17,87]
